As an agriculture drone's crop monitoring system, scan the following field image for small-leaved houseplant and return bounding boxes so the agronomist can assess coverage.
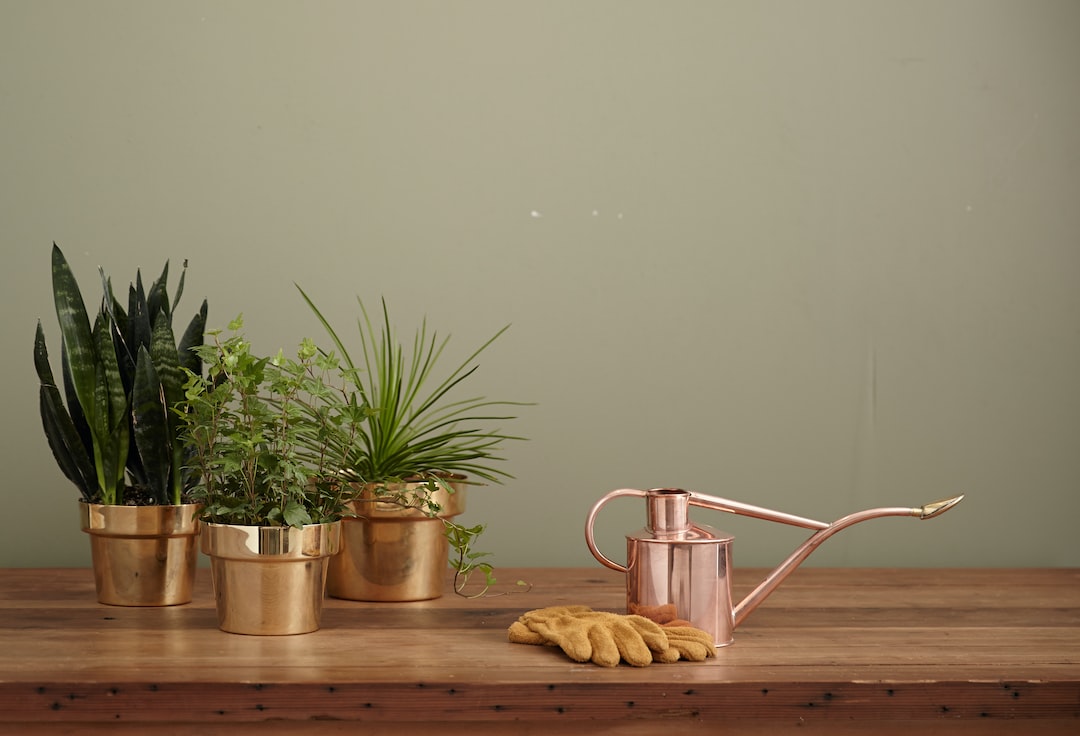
[34,243,207,606]
[180,316,363,634]
[297,286,529,601]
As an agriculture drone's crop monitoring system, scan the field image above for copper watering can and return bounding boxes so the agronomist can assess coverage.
[585,488,964,647]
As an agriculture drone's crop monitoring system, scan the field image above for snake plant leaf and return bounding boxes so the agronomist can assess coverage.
[33,320,59,398]
[35,322,96,500]
[149,311,184,421]
[92,311,129,504]
[97,280,146,488]
[146,261,169,327]
[152,311,186,502]
[103,270,154,490]
[177,300,208,378]
[98,271,127,362]
[171,261,187,318]
[110,297,136,394]
[51,244,125,502]
[132,345,170,504]
[127,275,153,366]
[123,277,152,482]
[50,244,100,433]
[39,387,97,501]
[59,340,93,469]
[175,300,207,492]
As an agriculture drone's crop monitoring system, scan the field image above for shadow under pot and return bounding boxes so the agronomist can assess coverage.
[201,521,341,635]
[327,476,467,602]
[79,501,201,606]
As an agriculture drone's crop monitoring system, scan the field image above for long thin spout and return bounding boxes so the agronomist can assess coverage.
[732,495,964,627]
[689,494,830,530]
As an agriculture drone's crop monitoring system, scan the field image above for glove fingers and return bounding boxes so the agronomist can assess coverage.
[669,640,712,661]
[622,614,675,657]
[606,617,656,667]
[666,625,716,648]
[587,625,623,667]
[507,620,547,646]
[664,626,717,661]
[527,616,595,663]
[654,646,682,664]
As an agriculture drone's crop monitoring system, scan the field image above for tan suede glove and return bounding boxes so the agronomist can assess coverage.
[509,606,667,667]
[508,606,714,667]
[507,605,592,647]
[661,623,717,661]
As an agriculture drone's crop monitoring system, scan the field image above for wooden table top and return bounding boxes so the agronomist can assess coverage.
[0,566,1077,735]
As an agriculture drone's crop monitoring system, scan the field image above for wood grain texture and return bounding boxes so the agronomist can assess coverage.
[0,567,1077,734]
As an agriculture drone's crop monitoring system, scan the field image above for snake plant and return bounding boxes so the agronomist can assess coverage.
[34,243,207,506]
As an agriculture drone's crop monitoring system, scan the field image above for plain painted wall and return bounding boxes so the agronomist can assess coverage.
[2,1,1077,573]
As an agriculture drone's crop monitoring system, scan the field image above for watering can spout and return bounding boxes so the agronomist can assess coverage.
[730,493,965,627]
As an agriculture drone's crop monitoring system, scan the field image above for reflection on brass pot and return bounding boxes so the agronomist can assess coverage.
[202,522,340,635]
[327,477,466,602]
[79,501,201,607]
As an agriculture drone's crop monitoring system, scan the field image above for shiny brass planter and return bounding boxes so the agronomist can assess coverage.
[327,477,466,602]
[201,521,341,635]
[79,501,201,607]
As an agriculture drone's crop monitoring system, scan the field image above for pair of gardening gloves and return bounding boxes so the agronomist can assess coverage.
[508,605,715,667]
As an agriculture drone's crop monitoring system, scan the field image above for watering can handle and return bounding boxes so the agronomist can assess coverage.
[584,488,647,573]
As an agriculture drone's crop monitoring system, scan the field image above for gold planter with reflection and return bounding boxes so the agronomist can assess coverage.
[79,501,201,606]
[201,521,340,635]
[327,477,466,602]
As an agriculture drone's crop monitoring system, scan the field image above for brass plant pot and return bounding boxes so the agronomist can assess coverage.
[327,477,467,602]
[79,501,201,607]
[201,521,341,635]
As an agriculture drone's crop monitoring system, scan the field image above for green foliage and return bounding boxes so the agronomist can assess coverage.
[445,520,531,599]
[296,286,528,485]
[179,317,362,527]
[445,519,496,596]
[34,243,207,505]
[296,285,531,592]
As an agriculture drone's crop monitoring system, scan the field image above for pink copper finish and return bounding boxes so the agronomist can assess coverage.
[585,488,963,646]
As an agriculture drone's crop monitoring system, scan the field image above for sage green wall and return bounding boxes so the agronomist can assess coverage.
[2,1,1077,571]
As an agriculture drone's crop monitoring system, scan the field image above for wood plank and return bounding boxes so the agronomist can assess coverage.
[0,567,1076,734]
[6,720,1080,736]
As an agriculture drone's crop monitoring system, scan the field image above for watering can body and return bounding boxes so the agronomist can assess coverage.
[585,487,963,647]
[625,519,737,645]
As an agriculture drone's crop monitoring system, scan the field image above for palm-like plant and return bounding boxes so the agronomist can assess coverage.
[297,286,527,491]
[297,285,529,593]
[34,243,207,505]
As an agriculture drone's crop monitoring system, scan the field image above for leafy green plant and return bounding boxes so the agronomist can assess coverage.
[296,285,530,593]
[34,243,206,505]
[297,287,527,484]
[179,316,364,527]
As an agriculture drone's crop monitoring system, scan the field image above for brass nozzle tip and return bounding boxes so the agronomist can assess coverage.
[918,494,965,520]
